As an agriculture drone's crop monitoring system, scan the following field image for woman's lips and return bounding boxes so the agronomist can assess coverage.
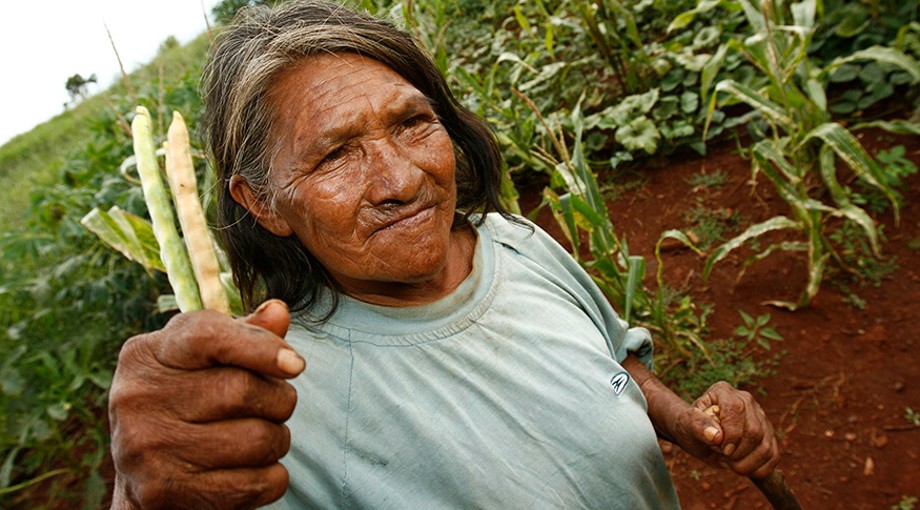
[381,204,435,231]
[371,203,437,234]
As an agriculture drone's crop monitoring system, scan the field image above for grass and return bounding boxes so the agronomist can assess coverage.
[685,168,729,189]
[681,202,741,250]
[0,103,102,229]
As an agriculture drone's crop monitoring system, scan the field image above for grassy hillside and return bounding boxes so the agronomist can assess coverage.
[0,33,212,230]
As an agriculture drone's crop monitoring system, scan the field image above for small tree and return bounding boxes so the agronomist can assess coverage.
[65,73,97,106]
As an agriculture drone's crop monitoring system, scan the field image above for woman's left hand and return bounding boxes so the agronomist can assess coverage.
[671,381,781,479]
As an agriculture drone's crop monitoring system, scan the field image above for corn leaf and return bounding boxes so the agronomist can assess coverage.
[704,216,799,280]
[667,0,723,32]
[801,252,830,309]
[737,0,766,32]
[751,138,803,183]
[623,256,645,323]
[851,119,920,136]
[545,188,581,259]
[569,193,609,229]
[81,206,165,273]
[827,46,920,83]
[701,43,729,104]
[714,80,793,127]
[818,146,881,256]
[801,122,900,221]
[791,0,817,28]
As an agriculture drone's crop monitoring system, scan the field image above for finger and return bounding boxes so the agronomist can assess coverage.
[729,405,769,460]
[153,309,305,378]
[708,391,748,456]
[133,463,290,510]
[728,435,781,478]
[749,437,782,479]
[694,394,714,411]
[173,368,298,423]
[169,420,292,470]
[197,464,290,510]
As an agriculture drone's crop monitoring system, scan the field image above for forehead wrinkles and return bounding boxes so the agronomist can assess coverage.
[266,55,428,173]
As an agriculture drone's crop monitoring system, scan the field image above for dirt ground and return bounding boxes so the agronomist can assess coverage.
[525,130,920,510]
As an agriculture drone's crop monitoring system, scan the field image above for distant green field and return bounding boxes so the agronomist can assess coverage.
[0,33,211,230]
[0,102,101,228]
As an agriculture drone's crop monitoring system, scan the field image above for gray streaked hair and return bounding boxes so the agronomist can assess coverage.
[202,0,509,315]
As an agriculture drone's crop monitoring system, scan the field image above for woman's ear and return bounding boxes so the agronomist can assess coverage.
[228,175,294,237]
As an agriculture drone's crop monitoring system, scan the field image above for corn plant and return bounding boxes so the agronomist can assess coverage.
[691,0,920,309]
[520,95,710,364]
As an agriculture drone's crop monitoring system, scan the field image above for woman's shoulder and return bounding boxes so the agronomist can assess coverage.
[480,212,568,261]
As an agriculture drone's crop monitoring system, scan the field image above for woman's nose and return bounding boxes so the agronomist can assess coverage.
[365,139,424,205]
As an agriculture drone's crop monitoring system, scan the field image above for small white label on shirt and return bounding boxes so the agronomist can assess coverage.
[610,371,630,396]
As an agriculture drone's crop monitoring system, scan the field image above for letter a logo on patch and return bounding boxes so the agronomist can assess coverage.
[609,371,630,396]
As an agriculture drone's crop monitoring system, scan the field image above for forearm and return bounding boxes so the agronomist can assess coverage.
[621,354,694,444]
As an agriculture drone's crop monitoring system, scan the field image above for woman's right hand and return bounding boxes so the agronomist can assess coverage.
[108,299,305,510]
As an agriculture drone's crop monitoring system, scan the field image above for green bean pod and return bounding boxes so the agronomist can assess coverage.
[132,106,202,312]
[165,112,230,314]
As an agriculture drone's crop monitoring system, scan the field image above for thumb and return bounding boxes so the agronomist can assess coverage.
[240,299,302,376]
[694,406,724,447]
[244,299,292,339]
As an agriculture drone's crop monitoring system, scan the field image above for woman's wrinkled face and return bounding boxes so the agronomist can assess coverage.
[235,53,459,297]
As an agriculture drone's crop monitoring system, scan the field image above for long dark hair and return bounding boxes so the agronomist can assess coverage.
[202,0,510,314]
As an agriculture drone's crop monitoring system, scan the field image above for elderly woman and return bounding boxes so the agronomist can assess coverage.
[108,1,780,509]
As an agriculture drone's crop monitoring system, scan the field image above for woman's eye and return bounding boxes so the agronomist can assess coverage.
[321,146,347,165]
[403,115,432,130]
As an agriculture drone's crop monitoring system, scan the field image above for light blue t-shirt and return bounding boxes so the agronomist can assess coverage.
[269,214,679,509]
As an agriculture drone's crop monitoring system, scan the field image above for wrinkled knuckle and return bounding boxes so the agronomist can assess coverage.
[117,333,154,368]
[256,464,291,507]
[737,388,754,403]
[251,422,286,464]
[722,399,745,416]
[168,310,226,349]
[712,380,733,392]
[107,381,132,413]
[227,463,290,509]
[278,424,292,456]
[748,418,765,437]
[182,312,220,348]
[212,369,253,416]
[280,382,298,419]
[114,420,163,469]
[132,477,177,510]
[271,464,290,500]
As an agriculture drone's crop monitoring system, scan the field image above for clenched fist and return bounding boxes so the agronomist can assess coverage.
[108,300,305,509]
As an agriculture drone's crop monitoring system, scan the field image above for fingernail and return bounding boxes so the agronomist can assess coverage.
[255,300,273,314]
[704,426,720,442]
[723,443,736,457]
[277,348,306,375]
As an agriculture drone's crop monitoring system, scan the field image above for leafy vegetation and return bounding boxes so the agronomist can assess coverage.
[0,0,917,506]
[0,34,210,508]
[696,0,920,309]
